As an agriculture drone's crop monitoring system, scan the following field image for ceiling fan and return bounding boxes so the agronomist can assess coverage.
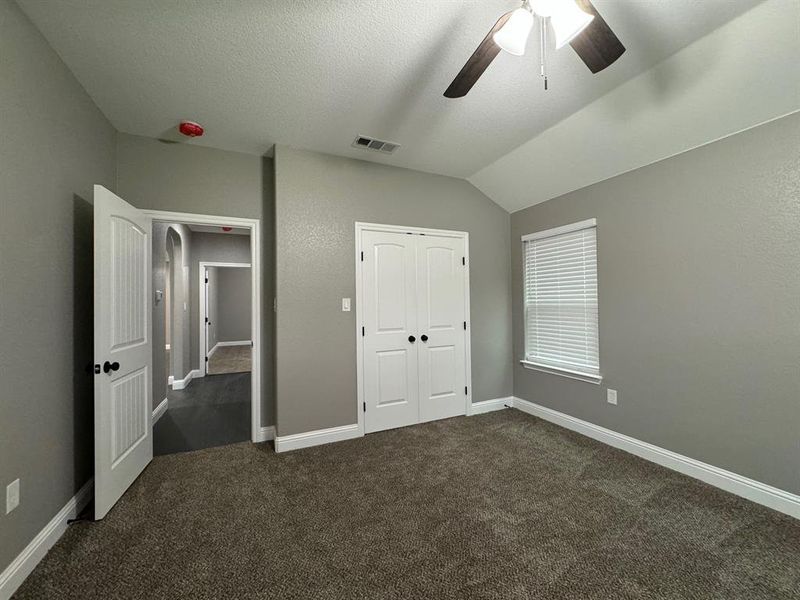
[444,0,625,98]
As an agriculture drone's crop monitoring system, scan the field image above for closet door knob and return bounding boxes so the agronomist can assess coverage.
[408,336,416,343]
[421,334,428,342]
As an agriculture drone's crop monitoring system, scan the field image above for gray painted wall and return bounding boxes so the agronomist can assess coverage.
[274,146,512,436]
[151,223,193,408]
[0,0,116,574]
[116,133,275,426]
[217,267,252,342]
[511,113,800,495]
[152,223,170,406]
[189,233,251,367]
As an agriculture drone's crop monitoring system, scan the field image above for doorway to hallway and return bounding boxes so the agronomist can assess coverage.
[149,215,260,456]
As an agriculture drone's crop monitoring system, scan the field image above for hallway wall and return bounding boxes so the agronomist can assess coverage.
[216,268,252,343]
[152,223,193,408]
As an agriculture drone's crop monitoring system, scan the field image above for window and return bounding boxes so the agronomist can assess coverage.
[522,218,600,383]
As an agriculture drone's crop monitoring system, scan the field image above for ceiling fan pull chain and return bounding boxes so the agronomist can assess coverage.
[539,17,548,91]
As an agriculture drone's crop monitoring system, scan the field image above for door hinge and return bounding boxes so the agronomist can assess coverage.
[465,386,468,395]
[205,277,208,283]
[363,402,366,412]
[360,251,364,261]
[205,317,209,323]
[462,256,465,266]
[463,321,467,330]
[205,356,208,362]
[362,326,365,336]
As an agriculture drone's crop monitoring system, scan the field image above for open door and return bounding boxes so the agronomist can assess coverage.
[93,185,153,519]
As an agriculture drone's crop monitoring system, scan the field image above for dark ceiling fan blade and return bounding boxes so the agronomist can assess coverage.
[444,11,513,98]
[569,0,626,74]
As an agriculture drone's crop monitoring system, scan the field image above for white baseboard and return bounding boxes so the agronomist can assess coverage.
[275,423,361,453]
[511,397,800,520]
[255,426,276,443]
[152,397,168,424]
[469,396,514,415]
[171,369,201,390]
[216,340,251,348]
[206,341,249,363]
[0,478,94,600]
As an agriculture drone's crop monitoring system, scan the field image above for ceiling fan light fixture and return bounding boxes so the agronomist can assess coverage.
[492,5,534,56]
[550,0,594,49]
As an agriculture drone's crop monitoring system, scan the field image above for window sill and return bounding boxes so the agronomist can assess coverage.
[519,360,603,385]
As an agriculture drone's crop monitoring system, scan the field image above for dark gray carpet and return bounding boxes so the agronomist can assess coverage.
[15,410,800,599]
[153,372,250,456]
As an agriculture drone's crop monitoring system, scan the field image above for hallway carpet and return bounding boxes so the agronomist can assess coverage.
[14,410,800,599]
[154,372,250,456]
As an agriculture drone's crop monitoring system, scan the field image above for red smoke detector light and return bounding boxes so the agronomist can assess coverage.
[178,121,204,137]
[222,226,233,232]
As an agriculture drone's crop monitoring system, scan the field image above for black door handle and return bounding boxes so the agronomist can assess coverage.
[408,335,416,343]
[103,361,120,374]
[421,334,428,342]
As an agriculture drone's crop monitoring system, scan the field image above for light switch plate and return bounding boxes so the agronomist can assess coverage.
[607,389,618,405]
[342,298,351,312]
[6,478,19,514]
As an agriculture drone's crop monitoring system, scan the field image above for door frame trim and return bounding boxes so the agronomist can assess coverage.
[354,222,472,437]
[198,261,252,378]
[143,210,262,444]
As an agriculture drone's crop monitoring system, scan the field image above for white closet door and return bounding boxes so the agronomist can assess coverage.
[362,230,419,433]
[416,234,467,423]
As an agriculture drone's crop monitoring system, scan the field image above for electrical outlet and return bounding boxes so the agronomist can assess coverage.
[342,298,351,312]
[6,479,19,514]
[607,389,618,405]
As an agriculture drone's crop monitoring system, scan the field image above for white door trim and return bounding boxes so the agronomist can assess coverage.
[142,210,262,444]
[354,222,472,438]
[198,261,251,378]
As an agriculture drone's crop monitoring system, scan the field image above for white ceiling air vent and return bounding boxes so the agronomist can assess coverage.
[352,135,401,154]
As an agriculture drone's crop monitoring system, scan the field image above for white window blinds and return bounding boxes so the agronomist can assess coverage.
[523,219,599,377]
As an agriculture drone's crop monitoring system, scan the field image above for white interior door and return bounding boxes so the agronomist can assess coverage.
[416,235,467,422]
[93,185,153,520]
[362,230,419,434]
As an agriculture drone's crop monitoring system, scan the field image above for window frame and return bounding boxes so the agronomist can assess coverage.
[520,218,602,385]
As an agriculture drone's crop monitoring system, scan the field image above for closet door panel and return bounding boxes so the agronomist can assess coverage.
[362,230,419,433]
[416,235,467,423]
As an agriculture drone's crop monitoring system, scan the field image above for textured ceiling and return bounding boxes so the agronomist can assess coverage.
[19,0,766,180]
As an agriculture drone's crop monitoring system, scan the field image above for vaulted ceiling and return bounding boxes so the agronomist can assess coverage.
[19,0,796,210]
